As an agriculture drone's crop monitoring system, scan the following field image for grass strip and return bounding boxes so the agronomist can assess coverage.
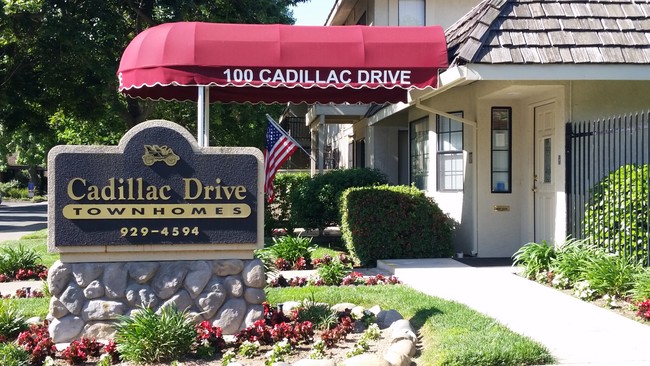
[0,230,57,268]
[268,285,553,366]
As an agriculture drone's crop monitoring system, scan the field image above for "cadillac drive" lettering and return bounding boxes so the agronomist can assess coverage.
[223,68,412,85]
[63,177,251,220]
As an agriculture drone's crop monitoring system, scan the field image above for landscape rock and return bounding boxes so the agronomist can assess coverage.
[293,359,336,366]
[389,320,417,343]
[388,339,416,358]
[244,288,266,304]
[152,262,188,299]
[82,300,126,321]
[49,298,69,319]
[331,302,356,313]
[184,261,212,298]
[368,305,382,315]
[376,309,403,329]
[242,259,265,288]
[243,304,264,328]
[125,283,159,308]
[81,322,117,340]
[351,306,366,320]
[383,350,410,366]
[126,262,160,284]
[72,263,104,287]
[225,275,244,297]
[48,261,72,297]
[341,354,391,366]
[159,289,194,312]
[83,280,104,299]
[49,315,85,343]
[213,298,247,334]
[103,263,128,299]
[213,259,243,276]
[25,317,41,325]
[59,284,84,315]
[197,289,227,319]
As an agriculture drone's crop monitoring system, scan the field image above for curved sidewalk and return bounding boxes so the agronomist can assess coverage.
[378,258,650,366]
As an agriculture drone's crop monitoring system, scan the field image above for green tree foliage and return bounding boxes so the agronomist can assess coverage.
[0,0,308,174]
[341,185,454,264]
[583,164,649,260]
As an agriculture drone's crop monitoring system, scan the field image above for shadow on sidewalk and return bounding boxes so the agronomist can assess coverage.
[454,257,513,267]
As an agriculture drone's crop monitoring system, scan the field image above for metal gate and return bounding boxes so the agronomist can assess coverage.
[566,111,650,262]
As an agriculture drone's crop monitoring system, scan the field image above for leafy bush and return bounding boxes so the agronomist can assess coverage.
[582,253,640,297]
[0,180,21,198]
[631,268,650,302]
[295,301,337,331]
[4,188,29,200]
[0,342,30,366]
[512,241,556,280]
[317,259,351,286]
[0,245,43,278]
[583,164,649,260]
[265,172,310,235]
[293,168,388,230]
[115,306,196,364]
[341,185,453,264]
[550,239,596,286]
[265,235,316,265]
[0,302,27,341]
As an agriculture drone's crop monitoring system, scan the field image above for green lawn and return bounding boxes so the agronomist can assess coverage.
[268,286,554,366]
[0,229,58,268]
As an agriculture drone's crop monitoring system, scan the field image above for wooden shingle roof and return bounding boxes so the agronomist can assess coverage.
[446,0,650,65]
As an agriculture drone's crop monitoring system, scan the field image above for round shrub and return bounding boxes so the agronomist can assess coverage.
[341,185,454,264]
[583,164,649,260]
[292,168,388,231]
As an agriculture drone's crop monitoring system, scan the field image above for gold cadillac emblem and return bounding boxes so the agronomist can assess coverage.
[142,145,180,166]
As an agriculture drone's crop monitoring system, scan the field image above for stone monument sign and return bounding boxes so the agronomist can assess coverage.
[46,120,267,342]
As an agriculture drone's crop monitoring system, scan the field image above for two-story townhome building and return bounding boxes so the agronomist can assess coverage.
[290,0,650,257]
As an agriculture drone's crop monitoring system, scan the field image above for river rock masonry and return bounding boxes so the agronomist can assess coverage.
[46,259,266,343]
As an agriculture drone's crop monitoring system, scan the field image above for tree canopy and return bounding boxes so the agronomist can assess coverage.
[0,0,309,188]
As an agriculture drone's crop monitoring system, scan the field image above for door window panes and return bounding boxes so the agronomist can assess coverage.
[491,107,512,193]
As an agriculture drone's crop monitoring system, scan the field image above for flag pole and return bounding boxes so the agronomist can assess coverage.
[266,114,315,162]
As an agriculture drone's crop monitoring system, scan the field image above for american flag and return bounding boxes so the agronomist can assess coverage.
[264,116,299,203]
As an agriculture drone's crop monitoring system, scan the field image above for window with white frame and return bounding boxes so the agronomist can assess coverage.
[410,117,429,190]
[437,113,464,192]
[399,0,425,26]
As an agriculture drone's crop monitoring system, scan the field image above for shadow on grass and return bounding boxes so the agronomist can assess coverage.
[410,306,442,332]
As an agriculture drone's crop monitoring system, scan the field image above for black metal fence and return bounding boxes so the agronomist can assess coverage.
[566,111,650,262]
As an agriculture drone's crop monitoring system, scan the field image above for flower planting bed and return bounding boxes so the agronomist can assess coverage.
[2,299,414,366]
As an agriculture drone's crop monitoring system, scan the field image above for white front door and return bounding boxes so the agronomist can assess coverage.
[534,102,556,243]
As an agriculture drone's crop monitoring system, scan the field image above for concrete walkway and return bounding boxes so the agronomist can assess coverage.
[378,258,650,366]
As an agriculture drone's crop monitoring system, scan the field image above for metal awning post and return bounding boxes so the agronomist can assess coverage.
[197,86,210,147]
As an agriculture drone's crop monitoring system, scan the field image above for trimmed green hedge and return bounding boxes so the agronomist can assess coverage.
[341,185,454,264]
[292,168,388,231]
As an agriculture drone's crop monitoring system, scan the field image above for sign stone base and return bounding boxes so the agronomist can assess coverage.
[47,258,266,343]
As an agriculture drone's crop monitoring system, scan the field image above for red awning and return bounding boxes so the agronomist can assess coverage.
[117,22,448,104]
